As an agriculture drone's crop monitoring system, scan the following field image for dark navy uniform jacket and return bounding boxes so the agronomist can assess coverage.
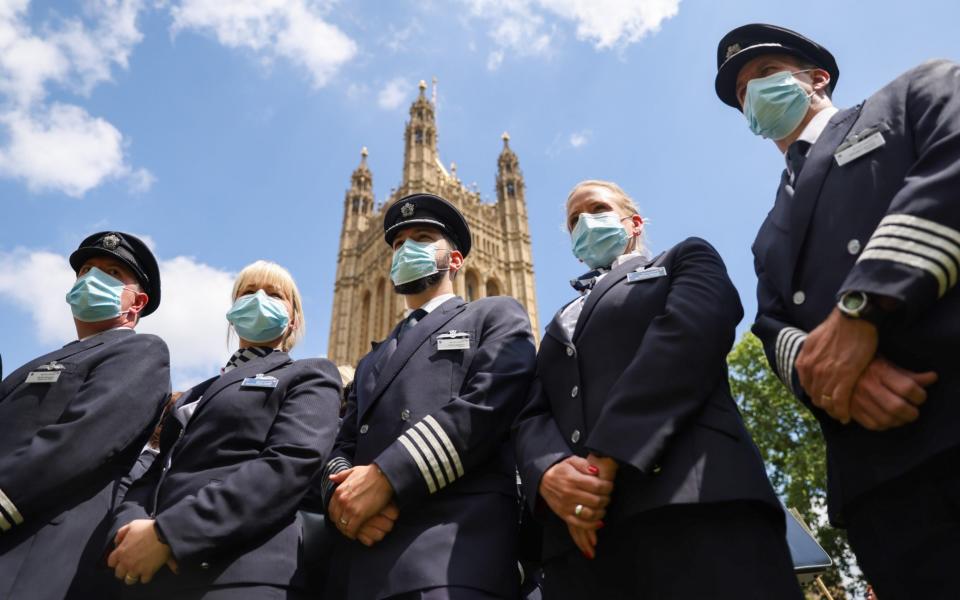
[111,352,341,596]
[751,60,960,524]
[515,238,783,561]
[321,296,536,599]
[0,328,170,600]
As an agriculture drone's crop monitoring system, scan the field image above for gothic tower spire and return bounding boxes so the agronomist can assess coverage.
[400,80,439,196]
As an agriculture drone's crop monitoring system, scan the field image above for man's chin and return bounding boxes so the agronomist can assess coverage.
[394,272,445,295]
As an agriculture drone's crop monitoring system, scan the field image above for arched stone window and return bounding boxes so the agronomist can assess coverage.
[486,278,501,297]
[465,270,480,302]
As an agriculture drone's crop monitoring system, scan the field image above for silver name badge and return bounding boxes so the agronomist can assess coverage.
[437,330,471,351]
[834,131,885,166]
[241,374,279,388]
[627,266,667,283]
[26,371,61,384]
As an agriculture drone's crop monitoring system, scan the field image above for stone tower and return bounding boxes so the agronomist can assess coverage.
[328,80,539,366]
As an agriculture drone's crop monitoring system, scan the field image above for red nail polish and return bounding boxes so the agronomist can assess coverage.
[597,521,605,529]
[588,466,599,475]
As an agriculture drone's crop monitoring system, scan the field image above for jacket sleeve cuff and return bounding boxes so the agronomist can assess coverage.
[844,213,960,313]
[0,487,24,532]
[375,416,466,507]
[319,456,352,511]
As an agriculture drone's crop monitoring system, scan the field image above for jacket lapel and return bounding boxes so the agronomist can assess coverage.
[784,104,864,280]
[362,297,468,420]
[1,329,133,391]
[191,351,291,418]
[572,254,658,342]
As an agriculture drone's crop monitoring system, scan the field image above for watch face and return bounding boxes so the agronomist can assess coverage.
[842,292,867,313]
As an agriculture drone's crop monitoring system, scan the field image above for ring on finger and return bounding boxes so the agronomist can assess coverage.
[574,504,584,517]
[339,517,349,526]
[124,574,139,585]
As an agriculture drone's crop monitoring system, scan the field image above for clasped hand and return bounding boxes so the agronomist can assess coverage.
[796,308,936,430]
[539,453,617,559]
[107,519,178,585]
[328,464,399,546]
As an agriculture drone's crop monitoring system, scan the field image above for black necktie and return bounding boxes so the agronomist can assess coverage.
[786,140,812,186]
[397,308,427,342]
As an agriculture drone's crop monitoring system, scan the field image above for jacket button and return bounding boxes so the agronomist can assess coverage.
[792,291,806,305]
[359,424,369,434]
[401,409,411,421]
[200,562,210,570]
[847,239,861,255]
[571,429,581,443]
[566,347,574,357]
[570,385,579,398]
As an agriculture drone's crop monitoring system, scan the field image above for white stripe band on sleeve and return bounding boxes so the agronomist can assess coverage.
[864,236,958,287]
[872,224,960,267]
[0,489,23,526]
[397,435,438,494]
[0,512,10,531]
[424,415,465,478]
[880,214,960,250]
[415,421,456,483]
[405,428,448,489]
[775,327,806,393]
[858,248,949,297]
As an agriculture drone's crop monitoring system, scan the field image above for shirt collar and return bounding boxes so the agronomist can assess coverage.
[79,326,134,342]
[795,106,839,147]
[611,247,653,269]
[405,292,456,317]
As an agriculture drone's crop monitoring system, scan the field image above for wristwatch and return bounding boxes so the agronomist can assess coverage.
[837,291,887,326]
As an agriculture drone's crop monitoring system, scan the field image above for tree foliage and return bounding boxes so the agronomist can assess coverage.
[728,332,864,598]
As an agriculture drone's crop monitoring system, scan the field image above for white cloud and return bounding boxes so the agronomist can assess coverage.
[0,249,76,344]
[377,77,409,110]
[538,0,680,49]
[465,0,679,68]
[0,247,236,389]
[171,0,357,88]
[138,255,236,388]
[569,129,591,148]
[0,0,152,197]
[382,19,423,53]
[0,104,146,197]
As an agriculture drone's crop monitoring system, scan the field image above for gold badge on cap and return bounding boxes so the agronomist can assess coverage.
[401,202,415,218]
[725,43,741,60]
[101,234,121,250]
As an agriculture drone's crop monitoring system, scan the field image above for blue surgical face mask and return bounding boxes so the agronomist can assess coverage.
[743,70,813,140]
[571,211,630,269]
[226,289,290,344]
[66,266,134,322]
[390,239,448,286]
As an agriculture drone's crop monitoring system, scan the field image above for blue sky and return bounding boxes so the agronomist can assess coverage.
[2,0,958,387]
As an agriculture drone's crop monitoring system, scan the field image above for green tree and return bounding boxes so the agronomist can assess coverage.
[728,332,864,598]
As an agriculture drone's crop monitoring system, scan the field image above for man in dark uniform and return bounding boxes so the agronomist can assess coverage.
[715,24,960,597]
[320,193,537,599]
[0,231,171,599]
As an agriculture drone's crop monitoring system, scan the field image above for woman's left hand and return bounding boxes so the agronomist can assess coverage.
[107,519,173,585]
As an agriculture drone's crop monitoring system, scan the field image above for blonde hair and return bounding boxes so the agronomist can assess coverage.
[231,260,306,352]
[565,179,640,219]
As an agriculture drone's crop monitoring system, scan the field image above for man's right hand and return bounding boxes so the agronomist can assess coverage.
[849,357,938,431]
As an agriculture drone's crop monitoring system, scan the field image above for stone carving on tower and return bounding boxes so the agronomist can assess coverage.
[328,80,539,367]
